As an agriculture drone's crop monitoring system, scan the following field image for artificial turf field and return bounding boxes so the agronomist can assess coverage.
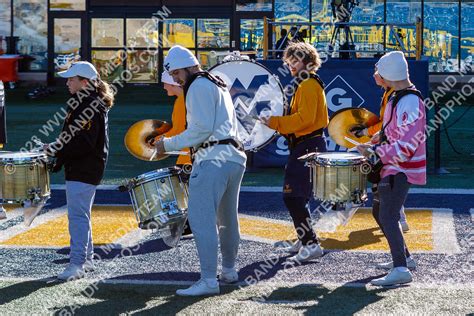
[0,86,472,314]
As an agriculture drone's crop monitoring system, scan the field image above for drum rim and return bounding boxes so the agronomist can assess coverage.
[132,166,181,186]
[0,152,47,160]
[313,152,366,166]
[209,59,288,152]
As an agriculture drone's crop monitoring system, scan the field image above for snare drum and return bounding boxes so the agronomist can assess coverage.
[210,60,286,151]
[311,152,368,204]
[0,152,51,204]
[128,167,188,229]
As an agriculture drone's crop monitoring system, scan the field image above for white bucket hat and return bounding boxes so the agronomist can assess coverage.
[161,71,180,86]
[57,61,98,80]
[376,51,409,81]
[164,45,199,72]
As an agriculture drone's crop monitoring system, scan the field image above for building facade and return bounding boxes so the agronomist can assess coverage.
[0,0,472,84]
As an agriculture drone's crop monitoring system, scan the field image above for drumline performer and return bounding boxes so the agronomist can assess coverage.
[262,42,328,262]
[350,67,410,232]
[357,51,426,286]
[44,61,114,281]
[159,71,192,235]
[154,45,247,296]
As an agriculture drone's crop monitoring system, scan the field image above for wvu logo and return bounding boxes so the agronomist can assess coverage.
[325,75,365,113]
[229,75,272,134]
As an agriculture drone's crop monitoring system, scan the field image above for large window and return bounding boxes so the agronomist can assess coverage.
[424,1,459,72]
[461,1,474,72]
[163,19,195,48]
[0,0,11,43]
[49,0,85,11]
[126,18,158,48]
[274,0,310,43]
[197,18,230,49]
[240,19,264,56]
[13,0,48,71]
[236,0,272,11]
[54,18,81,73]
[91,19,124,48]
[386,1,421,57]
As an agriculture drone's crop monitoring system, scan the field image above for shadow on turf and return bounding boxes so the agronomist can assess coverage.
[52,276,240,315]
[52,237,182,265]
[261,282,391,314]
[0,278,57,306]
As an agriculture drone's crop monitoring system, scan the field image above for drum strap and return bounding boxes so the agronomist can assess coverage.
[198,138,244,151]
[182,71,227,164]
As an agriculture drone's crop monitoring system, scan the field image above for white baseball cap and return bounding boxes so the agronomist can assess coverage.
[58,61,99,80]
[164,45,199,72]
[161,71,180,86]
[376,51,409,81]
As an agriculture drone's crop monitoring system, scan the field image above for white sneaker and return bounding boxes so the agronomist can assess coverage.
[57,264,85,281]
[287,243,324,263]
[400,220,409,232]
[0,208,7,220]
[219,269,238,283]
[370,269,412,286]
[176,279,220,296]
[376,257,417,270]
[277,240,302,253]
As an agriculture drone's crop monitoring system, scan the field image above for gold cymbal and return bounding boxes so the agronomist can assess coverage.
[124,119,172,161]
[328,108,378,149]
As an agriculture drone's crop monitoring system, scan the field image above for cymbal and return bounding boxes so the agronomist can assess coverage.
[124,119,172,161]
[328,108,378,149]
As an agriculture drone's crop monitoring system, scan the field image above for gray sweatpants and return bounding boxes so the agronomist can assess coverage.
[378,173,411,267]
[66,181,97,266]
[187,160,245,279]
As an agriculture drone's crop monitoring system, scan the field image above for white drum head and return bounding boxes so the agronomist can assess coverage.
[0,151,46,161]
[315,152,365,166]
[210,60,285,151]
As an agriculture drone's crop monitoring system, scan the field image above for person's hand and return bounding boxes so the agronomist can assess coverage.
[356,144,373,158]
[349,125,368,138]
[371,132,381,144]
[154,137,166,155]
[259,115,273,128]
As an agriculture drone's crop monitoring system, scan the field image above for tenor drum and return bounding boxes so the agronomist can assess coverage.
[0,152,51,204]
[311,152,368,204]
[209,60,286,151]
[128,167,188,229]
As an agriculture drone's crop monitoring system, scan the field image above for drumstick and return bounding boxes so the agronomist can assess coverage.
[344,136,374,153]
[149,150,188,161]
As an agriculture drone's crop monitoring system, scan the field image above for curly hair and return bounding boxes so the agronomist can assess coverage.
[283,41,322,72]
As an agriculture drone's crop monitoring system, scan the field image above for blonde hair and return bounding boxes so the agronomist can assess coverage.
[283,42,322,72]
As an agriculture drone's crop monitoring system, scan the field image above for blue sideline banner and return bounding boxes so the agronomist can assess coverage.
[251,58,429,168]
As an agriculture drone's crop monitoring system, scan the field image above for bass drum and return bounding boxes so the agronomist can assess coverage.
[209,60,286,151]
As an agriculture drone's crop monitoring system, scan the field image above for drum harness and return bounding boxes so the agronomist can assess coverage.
[183,71,245,163]
[286,73,326,150]
[369,86,423,183]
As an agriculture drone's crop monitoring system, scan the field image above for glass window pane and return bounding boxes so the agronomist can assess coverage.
[197,50,229,70]
[50,0,85,11]
[240,19,263,57]
[163,19,195,48]
[350,0,384,23]
[13,0,48,71]
[92,19,124,48]
[91,50,125,82]
[127,50,158,83]
[0,0,11,40]
[126,19,158,48]
[461,2,474,72]
[197,19,230,49]
[310,0,333,49]
[236,0,272,11]
[54,19,81,74]
[386,1,421,59]
[424,1,459,72]
[274,0,310,52]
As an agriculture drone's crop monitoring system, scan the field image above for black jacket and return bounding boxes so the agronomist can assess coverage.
[53,90,109,185]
